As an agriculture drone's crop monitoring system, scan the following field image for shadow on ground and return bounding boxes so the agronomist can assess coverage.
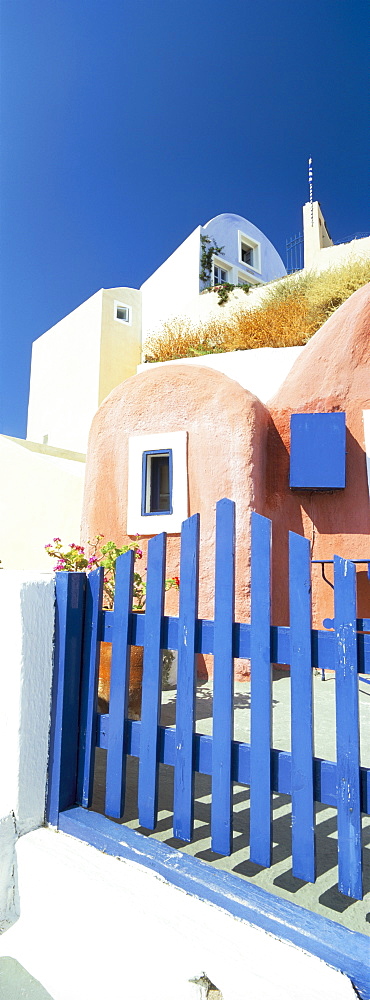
[90,673,370,936]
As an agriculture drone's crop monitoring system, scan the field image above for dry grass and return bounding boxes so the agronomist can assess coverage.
[143,260,370,362]
[143,316,226,362]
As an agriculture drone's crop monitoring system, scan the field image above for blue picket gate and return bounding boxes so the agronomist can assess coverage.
[47,499,370,904]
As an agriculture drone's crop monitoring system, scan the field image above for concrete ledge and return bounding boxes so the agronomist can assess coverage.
[0,826,362,1000]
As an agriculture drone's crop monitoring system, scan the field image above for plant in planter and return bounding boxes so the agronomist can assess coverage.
[45,536,180,715]
[44,534,145,608]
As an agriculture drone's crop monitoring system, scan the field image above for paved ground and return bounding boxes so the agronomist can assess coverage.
[91,668,370,937]
[0,957,54,999]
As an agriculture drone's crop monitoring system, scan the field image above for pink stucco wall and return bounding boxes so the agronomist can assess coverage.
[82,365,271,676]
[82,283,370,673]
[267,282,370,625]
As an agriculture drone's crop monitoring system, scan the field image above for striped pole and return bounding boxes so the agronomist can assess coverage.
[308,157,313,225]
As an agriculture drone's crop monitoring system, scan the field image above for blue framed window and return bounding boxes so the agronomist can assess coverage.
[141,450,173,516]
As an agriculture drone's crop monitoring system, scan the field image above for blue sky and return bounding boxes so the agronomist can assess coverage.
[0,0,369,438]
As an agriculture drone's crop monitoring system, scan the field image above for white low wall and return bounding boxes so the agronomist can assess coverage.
[137,345,304,403]
[0,827,357,1000]
[0,573,55,929]
[307,235,370,275]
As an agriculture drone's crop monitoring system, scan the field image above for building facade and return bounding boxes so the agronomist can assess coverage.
[140,212,287,341]
[27,286,142,454]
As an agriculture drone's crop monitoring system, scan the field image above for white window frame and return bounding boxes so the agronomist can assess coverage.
[127,431,188,534]
[114,300,132,325]
[236,270,261,287]
[213,257,232,286]
[238,231,261,274]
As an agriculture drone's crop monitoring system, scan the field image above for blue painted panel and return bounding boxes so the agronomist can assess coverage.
[290,412,346,489]
[138,532,166,829]
[250,512,272,867]
[58,807,370,1000]
[289,532,315,882]
[173,513,200,841]
[334,556,362,900]
[47,572,85,825]
[77,567,104,808]
[211,499,235,855]
[105,550,134,819]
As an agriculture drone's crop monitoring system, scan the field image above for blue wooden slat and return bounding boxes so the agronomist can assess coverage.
[100,610,370,674]
[138,532,166,829]
[289,531,315,882]
[173,513,200,841]
[105,550,134,819]
[211,498,235,855]
[250,512,272,867]
[97,714,370,815]
[77,567,104,808]
[47,572,86,825]
[334,556,362,899]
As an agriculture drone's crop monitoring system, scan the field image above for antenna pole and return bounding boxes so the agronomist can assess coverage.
[308,157,313,225]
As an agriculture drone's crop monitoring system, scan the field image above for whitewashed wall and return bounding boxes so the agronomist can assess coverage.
[0,435,85,570]
[138,344,304,404]
[27,287,142,455]
[27,290,104,453]
[303,201,370,272]
[141,226,201,342]
[308,235,370,274]
[0,573,55,929]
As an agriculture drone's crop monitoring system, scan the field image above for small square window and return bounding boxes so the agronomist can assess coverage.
[141,450,173,515]
[241,244,253,266]
[117,306,128,321]
[238,231,261,273]
[114,300,131,324]
[127,431,187,534]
